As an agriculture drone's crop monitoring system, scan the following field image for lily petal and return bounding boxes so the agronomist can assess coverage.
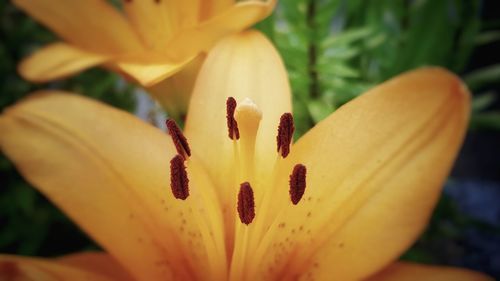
[0,255,116,281]
[57,252,135,281]
[366,262,493,281]
[13,0,143,53]
[18,43,108,82]
[167,0,277,60]
[184,29,291,210]
[0,92,225,281]
[252,68,470,280]
[115,55,196,87]
[122,0,180,52]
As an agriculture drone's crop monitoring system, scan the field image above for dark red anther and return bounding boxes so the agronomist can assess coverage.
[276,113,295,158]
[237,182,255,225]
[226,97,240,140]
[289,164,307,205]
[170,154,189,200]
[166,119,191,159]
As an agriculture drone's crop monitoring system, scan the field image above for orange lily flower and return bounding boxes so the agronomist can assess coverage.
[0,31,492,281]
[13,0,276,87]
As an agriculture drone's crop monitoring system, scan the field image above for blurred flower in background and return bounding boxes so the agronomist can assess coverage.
[0,0,499,279]
[13,0,276,117]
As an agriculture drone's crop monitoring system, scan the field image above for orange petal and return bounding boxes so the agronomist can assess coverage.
[18,43,108,83]
[57,252,134,281]
[166,0,277,60]
[0,255,118,281]
[0,92,225,280]
[250,68,470,280]
[115,55,196,87]
[367,262,493,281]
[13,0,143,53]
[184,29,291,214]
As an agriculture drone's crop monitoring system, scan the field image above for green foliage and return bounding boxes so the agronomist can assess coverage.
[258,0,500,135]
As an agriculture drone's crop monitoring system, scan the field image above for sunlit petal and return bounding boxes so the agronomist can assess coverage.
[251,68,470,280]
[13,0,143,53]
[115,55,196,87]
[366,262,494,281]
[0,92,225,281]
[184,29,291,209]
[18,43,108,82]
[167,1,277,59]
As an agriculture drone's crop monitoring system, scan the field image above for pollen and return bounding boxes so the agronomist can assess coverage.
[166,119,191,159]
[170,154,189,200]
[276,113,295,158]
[226,97,240,140]
[289,164,307,205]
[237,182,255,225]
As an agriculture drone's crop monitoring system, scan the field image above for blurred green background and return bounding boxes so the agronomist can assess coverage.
[1,0,499,278]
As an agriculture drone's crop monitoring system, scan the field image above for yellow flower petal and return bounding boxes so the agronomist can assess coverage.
[115,55,196,87]
[18,43,108,83]
[250,68,470,280]
[198,0,234,21]
[366,262,494,281]
[122,0,180,52]
[57,252,135,281]
[13,0,143,54]
[147,54,206,120]
[167,1,277,59]
[184,29,291,212]
[0,92,226,280]
[0,255,116,281]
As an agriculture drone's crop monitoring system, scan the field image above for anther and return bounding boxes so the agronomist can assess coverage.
[166,119,191,159]
[237,182,255,225]
[276,113,295,158]
[289,164,307,205]
[226,97,240,140]
[170,154,189,200]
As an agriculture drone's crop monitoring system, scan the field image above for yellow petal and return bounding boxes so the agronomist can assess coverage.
[13,0,143,53]
[166,0,277,60]
[199,0,234,21]
[147,54,206,119]
[366,262,494,281]
[122,0,179,52]
[18,43,108,83]
[115,55,196,87]
[251,68,470,280]
[0,92,226,281]
[0,255,116,281]
[57,252,135,281]
[184,29,291,215]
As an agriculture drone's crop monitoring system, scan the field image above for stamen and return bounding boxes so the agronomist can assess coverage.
[226,97,240,140]
[237,182,255,225]
[170,154,189,200]
[166,119,191,159]
[276,113,295,158]
[289,164,307,205]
